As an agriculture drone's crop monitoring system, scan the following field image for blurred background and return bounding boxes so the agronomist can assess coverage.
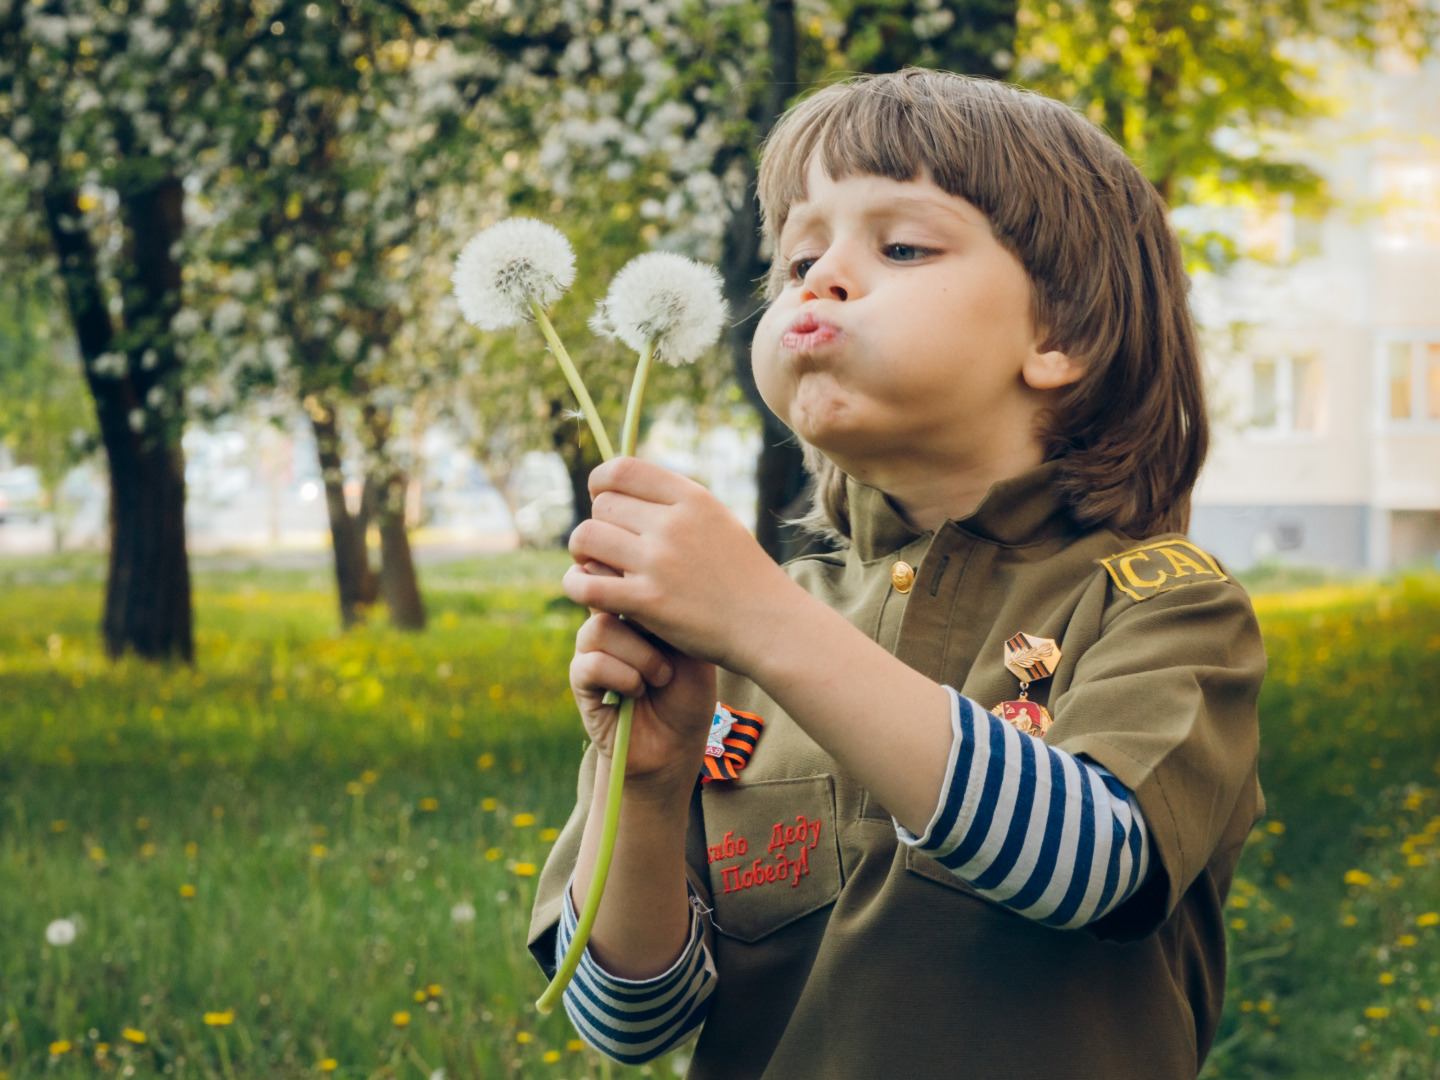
[1,1,1439,1078]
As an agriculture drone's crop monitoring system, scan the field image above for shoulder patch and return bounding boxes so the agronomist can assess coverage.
[1100,538,1228,601]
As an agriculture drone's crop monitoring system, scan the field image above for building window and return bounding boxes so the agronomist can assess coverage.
[1383,339,1440,425]
[1250,355,1325,435]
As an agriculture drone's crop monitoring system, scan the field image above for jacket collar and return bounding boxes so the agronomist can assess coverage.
[846,460,1076,562]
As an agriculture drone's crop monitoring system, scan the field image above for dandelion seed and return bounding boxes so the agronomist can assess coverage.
[392,1011,411,1028]
[450,901,476,924]
[49,1041,71,1055]
[203,1010,234,1026]
[590,252,728,365]
[45,918,77,946]
[122,1029,146,1044]
[452,218,576,330]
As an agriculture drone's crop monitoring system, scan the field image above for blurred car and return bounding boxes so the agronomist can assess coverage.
[0,466,45,524]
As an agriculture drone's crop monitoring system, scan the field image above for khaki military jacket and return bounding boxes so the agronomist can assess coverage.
[530,461,1266,1079]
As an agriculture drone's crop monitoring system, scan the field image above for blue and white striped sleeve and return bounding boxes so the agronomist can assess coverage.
[895,685,1151,929]
[556,874,716,1064]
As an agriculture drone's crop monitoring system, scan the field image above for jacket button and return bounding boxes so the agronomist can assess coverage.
[891,561,915,594]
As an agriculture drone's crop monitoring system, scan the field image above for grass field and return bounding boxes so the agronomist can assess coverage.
[1,553,1438,1078]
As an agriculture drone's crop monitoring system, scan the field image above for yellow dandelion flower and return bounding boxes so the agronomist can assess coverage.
[419,798,439,812]
[413,989,427,1003]
[50,820,68,833]
[361,770,379,784]
[140,843,157,858]
[1344,870,1373,886]
[1409,853,1426,866]
[513,813,535,827]
[1365,1006,1390,1019]
[516,1032,532,1044]
[392,1011,410,1028]
[319,1059,338,1072]
[203,1009,235,1026]
[567,1039,585,1052]
[1230,918,1246,931]
[136,817,150,831]
[1240,1001,1254,1012]
[481,798,498,812]
[1380,972,1396,985]
[489,684,504,700]
[1419,912,1440,927]
[1388,875,1404,889]
[122,1029,146,1044]
[484,847,502,862]
[1229,895,1250,908]
[1399,935,1418,947]
[477,753,495,770]
[427,984,442,998]
[1344,913,1359,926]
[543,1050,561,1063]
[1266,821,1285,835]
[96,1042,110,1056]
[1257,1000,1272,1013]
[180,884,197,899]
[1360,1040,1374,1052]
[49,1040,71,1055]
[540,828,560,842]
[311,844,328,858]
[1430,1026,1440,1037]
[89,846,106,861]
[514,862,537,877]
[1420,998,1433,1011]
[185,842,198,859]
[346,781,365,795]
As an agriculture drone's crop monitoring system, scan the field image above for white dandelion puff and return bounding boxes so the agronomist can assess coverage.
[450,901,476,924]
[45,918,77,947]
[451,218,576,331]
[592,252,728,366]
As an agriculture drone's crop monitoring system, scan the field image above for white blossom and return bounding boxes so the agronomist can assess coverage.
[45,918,77,947]
[451,218,576,331]
[450,901,476,924]
[590,252,728,365]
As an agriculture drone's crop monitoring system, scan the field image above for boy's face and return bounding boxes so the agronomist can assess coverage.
[753,156,1078,494]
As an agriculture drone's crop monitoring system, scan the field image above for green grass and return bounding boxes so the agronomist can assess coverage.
[2,554,1439,1078]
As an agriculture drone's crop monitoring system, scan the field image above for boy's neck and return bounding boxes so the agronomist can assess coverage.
[857,443,1048,534]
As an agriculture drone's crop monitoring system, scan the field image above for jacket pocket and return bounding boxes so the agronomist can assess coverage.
[700,775,843,944]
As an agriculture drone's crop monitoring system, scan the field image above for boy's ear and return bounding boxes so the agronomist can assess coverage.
[1022,347,1084,391]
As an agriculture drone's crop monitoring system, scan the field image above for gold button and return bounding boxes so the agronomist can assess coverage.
[891,561,915,594]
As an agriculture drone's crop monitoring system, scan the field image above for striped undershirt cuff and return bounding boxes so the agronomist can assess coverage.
[556,874,716,1065]
[895,686,1152,929]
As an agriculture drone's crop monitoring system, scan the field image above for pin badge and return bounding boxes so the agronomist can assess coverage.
[991,632,1061,738]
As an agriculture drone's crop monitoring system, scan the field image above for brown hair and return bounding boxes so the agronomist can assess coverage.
[756,69,1207,541]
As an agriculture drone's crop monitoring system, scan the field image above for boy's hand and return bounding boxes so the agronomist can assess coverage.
[570,611,716,796]
[563,457,808,677]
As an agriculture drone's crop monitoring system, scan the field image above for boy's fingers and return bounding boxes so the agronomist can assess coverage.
[589,456,692,506]
[570,649,648,702]
[568,517,642,573]
[563,563,633,615]
[575,613,674,688]
[589,490,656,533]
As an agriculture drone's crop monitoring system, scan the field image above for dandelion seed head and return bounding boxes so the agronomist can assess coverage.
[45,918,77,947]
[450,901,476,924]
[592,252,727,365]
[451,218,575,331]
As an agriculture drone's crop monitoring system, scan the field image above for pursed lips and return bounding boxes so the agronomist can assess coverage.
[780,310,841,354]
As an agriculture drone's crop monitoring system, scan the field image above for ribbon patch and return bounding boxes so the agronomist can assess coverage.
[701,703,764,782]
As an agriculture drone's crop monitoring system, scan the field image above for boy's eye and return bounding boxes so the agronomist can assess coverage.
[884,243,929,262]
[789,257,817,281]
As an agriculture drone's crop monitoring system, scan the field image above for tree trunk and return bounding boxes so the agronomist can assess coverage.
[43,178,194,662]
[554,399,603,544]
[362,402,426,630]
[311,402,376,627]
[722,0,812,563]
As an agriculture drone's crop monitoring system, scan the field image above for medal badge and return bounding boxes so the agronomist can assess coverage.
[991,632,1061,738]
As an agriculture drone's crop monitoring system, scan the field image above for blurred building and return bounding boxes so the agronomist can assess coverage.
[1190,50,1440,573]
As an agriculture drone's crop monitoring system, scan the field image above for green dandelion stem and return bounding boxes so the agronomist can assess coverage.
[214,1029,237,1080]
[530,299,615,462]
[535,695,634,1015]
[619,338,655,460]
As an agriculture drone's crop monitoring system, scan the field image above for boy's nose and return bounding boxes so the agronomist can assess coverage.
[799,248,853,303]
